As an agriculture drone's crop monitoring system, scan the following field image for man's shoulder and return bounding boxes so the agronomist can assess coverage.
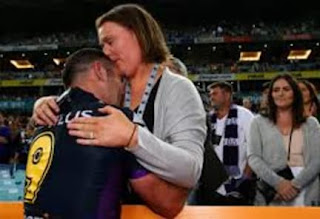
[235,105,254,119]
[32,126,54,144]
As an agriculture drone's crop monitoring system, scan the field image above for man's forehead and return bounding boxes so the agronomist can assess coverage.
[210,87,222,92]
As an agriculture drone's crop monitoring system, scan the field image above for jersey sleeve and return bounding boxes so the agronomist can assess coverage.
[124,152,149,180]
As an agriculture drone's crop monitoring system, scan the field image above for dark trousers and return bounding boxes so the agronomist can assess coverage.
[210,192,252,206]
[191,186,254,206]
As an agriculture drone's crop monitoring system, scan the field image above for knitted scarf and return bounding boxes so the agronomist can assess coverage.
[210,104,240,179]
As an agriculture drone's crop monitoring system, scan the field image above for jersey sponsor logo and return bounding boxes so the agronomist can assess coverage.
[24,131,55,203]
[57,110,93,126]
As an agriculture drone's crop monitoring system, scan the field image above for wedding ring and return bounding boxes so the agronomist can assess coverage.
[89,132,94,139]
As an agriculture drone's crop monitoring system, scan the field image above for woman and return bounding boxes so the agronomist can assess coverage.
[32,3,206,200]
[248,74,320,206]
[298,80,320,121]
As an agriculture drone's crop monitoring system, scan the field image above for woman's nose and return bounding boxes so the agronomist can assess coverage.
[102,45,111,56]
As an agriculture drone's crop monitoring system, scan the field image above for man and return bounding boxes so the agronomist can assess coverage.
[207,81,255,205]
[25,48,186,219]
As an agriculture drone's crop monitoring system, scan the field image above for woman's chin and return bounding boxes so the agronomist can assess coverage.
[115,68,127,77]
[123,71,135,79]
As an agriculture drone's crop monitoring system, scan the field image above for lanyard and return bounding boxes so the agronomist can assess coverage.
[124,64,159,125]
[287,128,294,161]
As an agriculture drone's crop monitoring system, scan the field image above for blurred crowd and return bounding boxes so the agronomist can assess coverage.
[0,20,318,47]
[0,112,35,165]
[0,31,98,47]
[188,61,320,75]
[186,19,317,38]
[0,71,61,80]
[1,60,319,80]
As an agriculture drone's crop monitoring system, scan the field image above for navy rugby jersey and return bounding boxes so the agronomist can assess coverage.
[24,88,147,219]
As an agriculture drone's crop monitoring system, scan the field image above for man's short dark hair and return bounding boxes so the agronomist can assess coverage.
[207,81,233,94]
[62,48,114,88]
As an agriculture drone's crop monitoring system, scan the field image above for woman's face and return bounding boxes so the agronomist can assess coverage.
[298,82,311,104]
[272,78,294,110]
[98,21,143,77]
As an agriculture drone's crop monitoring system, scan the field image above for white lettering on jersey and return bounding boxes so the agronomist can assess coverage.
[56,110,93,126]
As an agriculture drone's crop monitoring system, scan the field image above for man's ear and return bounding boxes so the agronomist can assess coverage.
[92,61,107,81]
[227,92,233,102]
[223,90,231,101]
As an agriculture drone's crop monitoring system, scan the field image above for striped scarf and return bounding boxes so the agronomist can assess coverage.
[211,105,240,179]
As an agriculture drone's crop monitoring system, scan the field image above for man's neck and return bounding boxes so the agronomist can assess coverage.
[216,104,231,119]
[70,80,102,102]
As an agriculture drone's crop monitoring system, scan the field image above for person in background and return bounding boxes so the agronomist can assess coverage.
[242,98,253,112]
[205,81,254,205]
[248,74,320,206]
[298,80,320,121]
[12,118,35,166]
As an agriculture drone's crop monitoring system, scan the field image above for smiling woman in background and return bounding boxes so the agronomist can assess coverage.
[248,73,320,206]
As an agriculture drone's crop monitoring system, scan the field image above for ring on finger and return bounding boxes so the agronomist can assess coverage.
[89,131,94,139]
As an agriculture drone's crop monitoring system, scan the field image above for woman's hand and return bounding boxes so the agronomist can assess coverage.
[275,179,299,201]
[32,96,59,126]
[67,105,137,147]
